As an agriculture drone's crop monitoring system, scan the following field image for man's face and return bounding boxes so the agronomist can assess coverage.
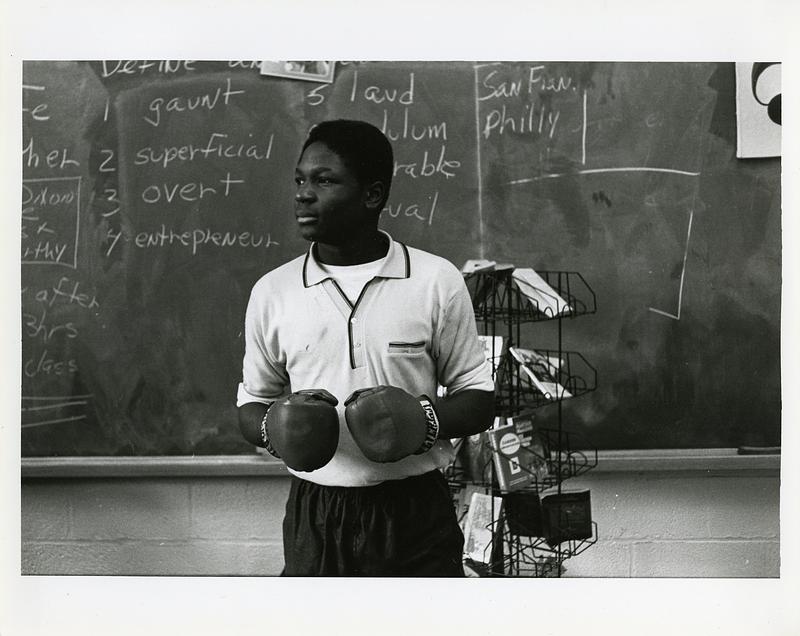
[294,142,374,245]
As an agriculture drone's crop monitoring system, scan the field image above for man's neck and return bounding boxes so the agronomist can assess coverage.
[315,230,389,266]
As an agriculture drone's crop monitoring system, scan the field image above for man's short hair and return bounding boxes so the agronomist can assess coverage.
[301,119,394,208]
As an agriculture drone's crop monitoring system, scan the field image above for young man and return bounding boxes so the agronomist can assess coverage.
[237,119,494,576]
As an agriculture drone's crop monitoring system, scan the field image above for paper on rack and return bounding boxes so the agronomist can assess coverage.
[520,370,573,401]
[511,268,571,317]
[462,492,503,564]
[509,346,573,400]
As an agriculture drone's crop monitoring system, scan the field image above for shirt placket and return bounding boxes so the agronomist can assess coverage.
[349,281,377,369]
[321,278,374,370]
[349,313,365,369]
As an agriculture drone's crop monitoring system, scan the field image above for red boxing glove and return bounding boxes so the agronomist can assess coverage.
[264,389,339,472]
[344,385,440,463]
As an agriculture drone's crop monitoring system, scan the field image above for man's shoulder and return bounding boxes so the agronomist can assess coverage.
[404,244,463,284]
[251,252,307,293]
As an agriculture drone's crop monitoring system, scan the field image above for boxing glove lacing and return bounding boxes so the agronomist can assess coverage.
[415,396,440,454]
[259,406,281,459]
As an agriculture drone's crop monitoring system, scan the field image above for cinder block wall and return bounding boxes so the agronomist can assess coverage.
[22,477,290,576]
[21,470,780,577]
[563,471,780,577]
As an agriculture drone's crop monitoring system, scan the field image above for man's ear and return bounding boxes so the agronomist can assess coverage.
[363,181,386,211]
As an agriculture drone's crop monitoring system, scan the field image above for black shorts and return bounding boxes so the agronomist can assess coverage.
[282,470,465,577]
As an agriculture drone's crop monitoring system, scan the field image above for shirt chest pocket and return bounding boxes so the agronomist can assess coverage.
[387,340,427,356]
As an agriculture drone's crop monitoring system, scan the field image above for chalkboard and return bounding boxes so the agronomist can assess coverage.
[21,61,780,455]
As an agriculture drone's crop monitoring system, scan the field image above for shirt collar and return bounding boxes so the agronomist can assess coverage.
[302,230,411,287]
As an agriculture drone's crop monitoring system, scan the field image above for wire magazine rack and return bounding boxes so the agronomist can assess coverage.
[448,267,599,577]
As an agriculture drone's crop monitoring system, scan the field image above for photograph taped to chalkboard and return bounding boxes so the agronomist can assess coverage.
[260,60,335,83]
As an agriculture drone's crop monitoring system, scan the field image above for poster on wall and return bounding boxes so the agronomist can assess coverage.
[735,62,781,158]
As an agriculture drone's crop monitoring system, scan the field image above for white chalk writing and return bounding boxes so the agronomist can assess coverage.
[22,177,80,268]
[100,60,197,78]
[134,225,279,255]
[134,132,274,168]
[23,306,79,343]
[394,145,461,179]
[23,349,78,378]
[144,78,245,127]
[383,191,439,226]
[22,84,50,121]
[23,276,100,310]
[477,65,577,102]
[22,138,80,170]
[481,102,560,139]
[350,71,415,105]
[380,108,448,142]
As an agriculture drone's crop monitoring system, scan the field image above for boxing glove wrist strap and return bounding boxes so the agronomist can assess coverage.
[415,396,440,454]
[259,406,281,459]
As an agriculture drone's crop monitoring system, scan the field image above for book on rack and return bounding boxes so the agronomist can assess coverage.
[487,423,531,492]
[539,488,593,546]
[511,267,571,317]
[509,346,573,400]
[462,491,503,565]
[506,411,550,481]
[503,490,544,537]
[487,413,550,492]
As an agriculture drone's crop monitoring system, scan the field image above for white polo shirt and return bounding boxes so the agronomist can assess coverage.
[238,231,494,486]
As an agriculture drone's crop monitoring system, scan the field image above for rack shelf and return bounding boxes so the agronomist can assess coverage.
[493,521,600,577]
[464,270,597,323]
[497,349,597,414]
[459,496,599,577]
[446,428,598,491]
